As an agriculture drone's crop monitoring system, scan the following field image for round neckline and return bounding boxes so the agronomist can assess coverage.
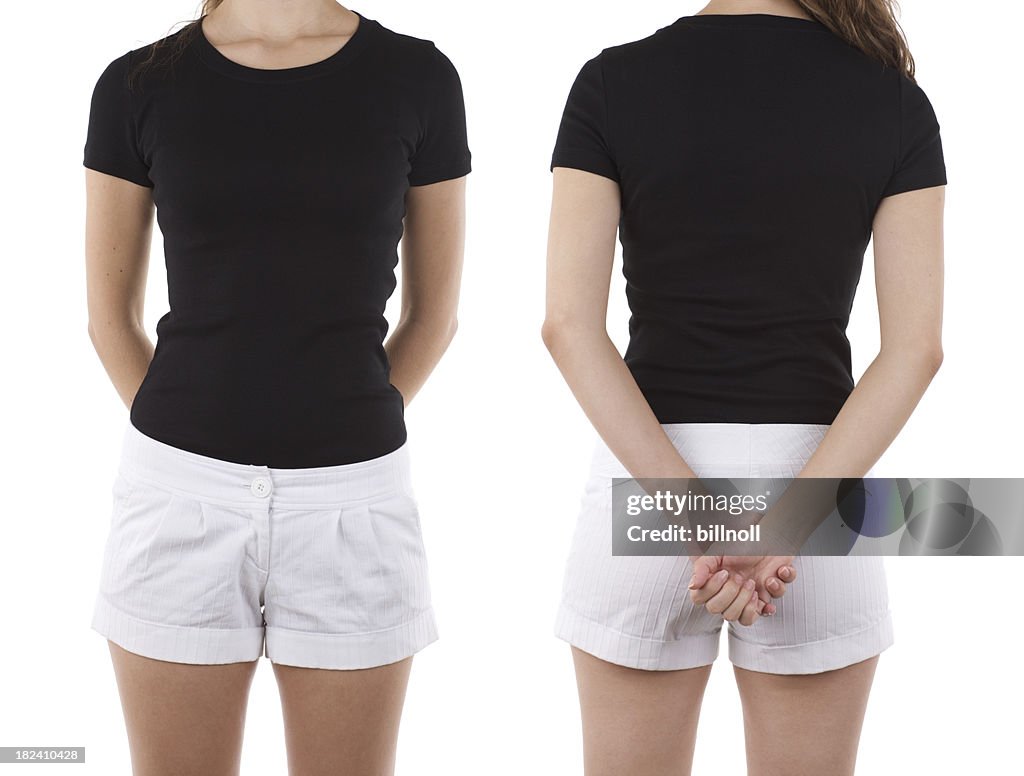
[193,10,375,83]
[680,13,827,30]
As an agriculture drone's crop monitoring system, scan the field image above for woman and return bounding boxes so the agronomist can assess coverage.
[84,0,469,772]
[543,0,944,773]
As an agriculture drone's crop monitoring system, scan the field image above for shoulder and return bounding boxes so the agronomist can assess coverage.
[578,22,689,89]
[890,68,937,103]
[91,48,133,85]
[90,24,195,95]
[597,21,690,67]
[602,24,676,62]
[363,17,460,85]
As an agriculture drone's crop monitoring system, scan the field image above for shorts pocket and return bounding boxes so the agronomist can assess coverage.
[98,480,258,630]
[334,494,431,631]
[108,471,139,526]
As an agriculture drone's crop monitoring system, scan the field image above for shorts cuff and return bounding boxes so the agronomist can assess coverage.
[91,595,264,665]
[554,603,720,671]
[265,609,438,670]
[728,611,895,675]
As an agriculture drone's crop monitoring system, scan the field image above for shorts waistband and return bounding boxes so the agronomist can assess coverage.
[118,422,413,508]
[589,422,832,477]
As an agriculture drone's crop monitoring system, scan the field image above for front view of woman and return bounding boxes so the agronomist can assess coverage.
[84,0,469,773]
[544,0,944,773]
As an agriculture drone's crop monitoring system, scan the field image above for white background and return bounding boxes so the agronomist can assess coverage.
[1,0,1022,773]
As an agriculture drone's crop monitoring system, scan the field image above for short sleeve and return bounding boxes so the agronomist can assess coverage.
[83,51,153,188]
[407,46,472,187]
[550,55,618,182]
[881,75,946,198]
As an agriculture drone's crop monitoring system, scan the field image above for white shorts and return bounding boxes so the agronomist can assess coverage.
[555,423,895,674]
[92,422,437,669]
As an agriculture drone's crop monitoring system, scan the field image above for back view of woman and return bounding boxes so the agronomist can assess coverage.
[543,0,945,773]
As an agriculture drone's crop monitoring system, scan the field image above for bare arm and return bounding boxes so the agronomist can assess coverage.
[544,167,772,622]
[384,176,466,405]
[541,168,699,480]
[801,186,945,477]
[84,168,155,409]
[757,185,945,548]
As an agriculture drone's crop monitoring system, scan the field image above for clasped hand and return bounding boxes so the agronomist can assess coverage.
[688,553,796,626]
[685,507,797,626]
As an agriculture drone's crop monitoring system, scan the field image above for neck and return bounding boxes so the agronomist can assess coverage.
[697,0,813,20]
[207,0,354,38]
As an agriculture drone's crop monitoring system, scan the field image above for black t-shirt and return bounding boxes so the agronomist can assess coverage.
[84,12,471,467]
[551,13,946,425]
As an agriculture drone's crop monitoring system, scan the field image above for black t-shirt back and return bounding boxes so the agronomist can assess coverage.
[85,12,471,467]
[551,13,946,425]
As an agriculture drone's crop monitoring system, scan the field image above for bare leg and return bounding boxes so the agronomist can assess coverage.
[572,647,712,776]
[272,656,413,776]
[107,641,258,776]
[734,655,880,776]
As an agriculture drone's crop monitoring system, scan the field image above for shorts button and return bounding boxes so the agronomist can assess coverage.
[250,476,272,498]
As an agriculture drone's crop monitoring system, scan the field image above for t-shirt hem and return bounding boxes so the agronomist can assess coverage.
[83,158,154,189]
[654,414,842,426]
[550,149,619,182]
[880,174,947,198]
[127,413,408,469]
[649,406,845,426]
[408,158,472,187]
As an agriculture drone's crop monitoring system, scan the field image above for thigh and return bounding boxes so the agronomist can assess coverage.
[572,647,712,776]
[272,656,413,776]
[108,642,258,776]
[734,655,879,776]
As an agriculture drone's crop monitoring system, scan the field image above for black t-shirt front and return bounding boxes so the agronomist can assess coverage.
[551,13,947,425]
[85,12,471,467]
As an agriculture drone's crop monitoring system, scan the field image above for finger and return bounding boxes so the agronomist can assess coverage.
[763,601,777,616]
[738,592,764,627]
[765,576,787,599]
[688,560,716,591]
[705,573,745,615]
[722,578,756,622]
[778,565,797,583]
[690,568,730,605]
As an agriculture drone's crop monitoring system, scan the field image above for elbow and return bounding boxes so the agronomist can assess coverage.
[400,310,458,349]
[885,341,944,377]
[912,338,944,376]
[87,314,143,351]
[924,344,944,375]
[423,312,459,349]
[541,316,593,360]
[540,317,565,355]
[87,319,103,350]
[443,315,459,348]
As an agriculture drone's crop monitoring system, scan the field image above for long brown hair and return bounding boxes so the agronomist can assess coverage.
[126,0,223,89]
[795,0,916,80]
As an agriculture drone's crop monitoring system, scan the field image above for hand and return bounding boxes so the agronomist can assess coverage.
[688,554,798,621]
[688,569,766,626]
